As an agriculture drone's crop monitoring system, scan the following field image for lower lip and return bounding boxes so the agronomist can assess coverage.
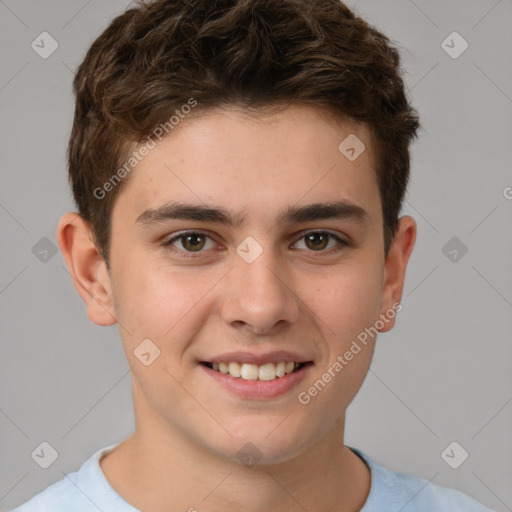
[199,363,312,400]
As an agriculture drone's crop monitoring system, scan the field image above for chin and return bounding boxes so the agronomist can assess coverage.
[205,421,313,466]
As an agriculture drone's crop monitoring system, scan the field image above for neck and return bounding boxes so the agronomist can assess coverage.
[100,388,370,512]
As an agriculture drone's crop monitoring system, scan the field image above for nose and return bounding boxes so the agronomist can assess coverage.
[220,246,300,335]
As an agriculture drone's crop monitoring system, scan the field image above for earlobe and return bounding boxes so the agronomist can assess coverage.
[56,212,117,326]
[378,215,416,333]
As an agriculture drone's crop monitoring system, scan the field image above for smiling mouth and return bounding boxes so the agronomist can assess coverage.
[200,361,312,381]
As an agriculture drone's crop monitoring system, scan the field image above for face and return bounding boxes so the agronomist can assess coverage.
[96,105,401,463]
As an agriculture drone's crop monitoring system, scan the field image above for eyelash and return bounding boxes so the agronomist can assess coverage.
[163,230,349,259]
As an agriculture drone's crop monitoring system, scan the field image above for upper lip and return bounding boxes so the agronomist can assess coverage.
[202,351,313,365]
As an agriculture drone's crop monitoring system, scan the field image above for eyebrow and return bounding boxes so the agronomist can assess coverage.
[135,200,370,228]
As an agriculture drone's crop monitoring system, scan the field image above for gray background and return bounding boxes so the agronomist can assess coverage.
[1,1,511,510]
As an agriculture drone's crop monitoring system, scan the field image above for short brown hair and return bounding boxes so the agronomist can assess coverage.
[68,0,420,267]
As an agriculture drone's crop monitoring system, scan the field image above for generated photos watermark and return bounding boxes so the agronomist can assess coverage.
[297,302,402,405]
[93,98,198,200]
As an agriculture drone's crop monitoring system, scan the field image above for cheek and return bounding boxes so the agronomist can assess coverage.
[316,258,383,400]
[309,260,383,344]
[112,260,221,345]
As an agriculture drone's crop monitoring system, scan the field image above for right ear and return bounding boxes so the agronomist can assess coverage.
[56,212,117,326]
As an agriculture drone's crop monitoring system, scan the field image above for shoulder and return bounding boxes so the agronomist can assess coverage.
[10,444,136,512]
[10,472,85,512]
[350,447,494,512]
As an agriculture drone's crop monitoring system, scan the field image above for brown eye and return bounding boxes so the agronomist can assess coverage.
[293,231,347,253]
[165,231,216,256]
[180,233,206,251]
[304,232,329,251]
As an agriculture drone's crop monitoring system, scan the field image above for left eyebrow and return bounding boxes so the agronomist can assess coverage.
[135,200,371,228]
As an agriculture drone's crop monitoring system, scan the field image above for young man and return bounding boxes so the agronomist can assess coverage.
[13,0,492,510]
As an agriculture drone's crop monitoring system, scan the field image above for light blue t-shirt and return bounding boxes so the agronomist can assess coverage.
[11,444,493,511]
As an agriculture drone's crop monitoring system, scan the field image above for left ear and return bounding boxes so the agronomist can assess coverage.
[379,215,416,332]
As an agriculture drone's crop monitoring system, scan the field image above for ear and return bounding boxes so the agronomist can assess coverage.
[378,215,416,332]
[56,212,117,326]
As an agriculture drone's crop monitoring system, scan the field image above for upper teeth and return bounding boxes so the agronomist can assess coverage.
[212,361,298,381]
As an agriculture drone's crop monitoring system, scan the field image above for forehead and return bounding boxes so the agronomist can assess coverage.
[113,104,381,227]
